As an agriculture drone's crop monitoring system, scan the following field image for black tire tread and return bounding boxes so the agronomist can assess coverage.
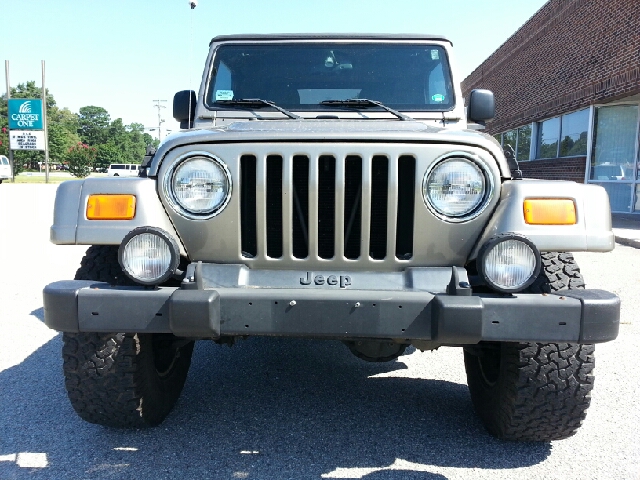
[465,342,594,441]
[527,252,585,293]
[465,252,594,441]
[75,245,135,286]
[62,245,193,428]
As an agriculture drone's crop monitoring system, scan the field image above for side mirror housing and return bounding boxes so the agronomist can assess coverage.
[467,89,495,125]
[173,90,197,129]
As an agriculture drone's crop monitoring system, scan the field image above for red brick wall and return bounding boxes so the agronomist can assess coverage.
[518,157,586,183]
[462,0,640,135]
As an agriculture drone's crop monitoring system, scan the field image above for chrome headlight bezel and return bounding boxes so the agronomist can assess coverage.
[162,151,232,220]
[477,234,542,293]
[422,153,494,223]
[118,227,181,286]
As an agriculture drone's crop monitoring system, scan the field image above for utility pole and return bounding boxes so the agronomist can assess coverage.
[152,99,167,141]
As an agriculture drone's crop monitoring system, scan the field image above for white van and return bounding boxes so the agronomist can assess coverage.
[107,164,140,177]
[0,155,12,183]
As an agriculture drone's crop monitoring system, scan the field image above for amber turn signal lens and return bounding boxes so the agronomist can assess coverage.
[523,199,576,225]
[86,195,136,220]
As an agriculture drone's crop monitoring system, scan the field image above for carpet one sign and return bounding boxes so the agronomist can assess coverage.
[7,99,45,151]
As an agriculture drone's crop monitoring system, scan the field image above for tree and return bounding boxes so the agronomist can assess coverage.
[95,143,123,172]
[48,107,80,163]
[78,106,110,146]
[67,142,96,178]
[11,81,56,110]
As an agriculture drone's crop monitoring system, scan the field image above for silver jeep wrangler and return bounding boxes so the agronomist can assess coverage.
[44,35,620,441]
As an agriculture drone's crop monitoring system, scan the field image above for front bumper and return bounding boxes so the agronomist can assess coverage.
[43,266,620,345]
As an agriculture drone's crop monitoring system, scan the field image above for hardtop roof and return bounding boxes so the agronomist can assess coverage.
[209,33,451,46]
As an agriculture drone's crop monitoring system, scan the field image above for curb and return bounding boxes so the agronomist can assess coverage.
[615,236,640,249]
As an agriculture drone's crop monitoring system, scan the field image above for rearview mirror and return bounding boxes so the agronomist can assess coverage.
[173,90,196,129]
[467,89,495,125]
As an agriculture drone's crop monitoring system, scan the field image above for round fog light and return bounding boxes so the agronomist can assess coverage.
[478,234,541,293]
[118,227,180,285]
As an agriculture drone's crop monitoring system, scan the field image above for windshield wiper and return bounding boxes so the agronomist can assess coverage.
[217,99,302,120]
[320,99,414,121]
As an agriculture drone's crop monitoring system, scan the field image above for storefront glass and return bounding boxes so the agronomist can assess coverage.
[591,104,639,213]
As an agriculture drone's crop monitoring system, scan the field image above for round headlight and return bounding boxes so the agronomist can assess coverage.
[118,227,180,285]
[165,153,231,218]
[478,234,541,293]
[423,157,488,220]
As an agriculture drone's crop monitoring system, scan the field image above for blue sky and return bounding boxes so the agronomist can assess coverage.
[2,0,547,138]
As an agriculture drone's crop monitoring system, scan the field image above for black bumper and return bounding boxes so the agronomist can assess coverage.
[43,280,620,344]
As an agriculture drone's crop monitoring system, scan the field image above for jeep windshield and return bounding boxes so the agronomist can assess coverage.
[206,43,454,112]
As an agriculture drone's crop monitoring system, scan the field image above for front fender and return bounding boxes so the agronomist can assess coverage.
[50,178,183,253]
[470,179,614,259]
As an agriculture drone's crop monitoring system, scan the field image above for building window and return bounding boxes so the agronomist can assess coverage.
[537,117,560,159]
[560,109,589,157]
[590,104,639,213]
[591,104,638,181]
[536,108,590,159]
[494,125,532,161]
[503,129,517,152]
[516,124,531,160]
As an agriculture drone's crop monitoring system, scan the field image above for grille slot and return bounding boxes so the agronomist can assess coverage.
[344,156,363,259]
[396,156,415,260]
[240,155,257,258]
[292,155,310,259]
[266,155,283,258]
[317,156,336,259]
[369,156,389,260]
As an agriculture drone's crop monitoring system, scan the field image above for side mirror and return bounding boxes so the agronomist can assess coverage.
[173,90,196,129]
[467,89,495,125]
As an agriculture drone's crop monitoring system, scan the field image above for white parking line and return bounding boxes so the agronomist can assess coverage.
[0,452,49,468]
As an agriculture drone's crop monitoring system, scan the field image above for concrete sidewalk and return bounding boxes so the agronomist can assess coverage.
[612,214,640,249]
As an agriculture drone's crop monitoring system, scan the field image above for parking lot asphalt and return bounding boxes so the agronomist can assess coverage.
[0,184,638,480]
[612,214,640,249]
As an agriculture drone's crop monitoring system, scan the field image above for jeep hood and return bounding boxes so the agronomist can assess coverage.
[148,120,509,177]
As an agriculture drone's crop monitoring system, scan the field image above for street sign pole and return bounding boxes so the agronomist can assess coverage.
[42,60,49,183]
[4,60,14,183]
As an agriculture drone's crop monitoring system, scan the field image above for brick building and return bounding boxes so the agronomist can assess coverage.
[462,0,640,213]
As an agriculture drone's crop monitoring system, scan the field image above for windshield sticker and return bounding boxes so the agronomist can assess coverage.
[432,94,445,102]
[215,90,234,101]
[431,49,439,60]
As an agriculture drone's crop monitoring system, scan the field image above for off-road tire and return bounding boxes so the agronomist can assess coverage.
[75,245,135,286]
[526,252,585,293]
[464,252,595,441]
[62,245,194,428]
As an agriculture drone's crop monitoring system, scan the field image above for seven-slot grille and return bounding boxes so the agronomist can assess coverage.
[240,153,415,264]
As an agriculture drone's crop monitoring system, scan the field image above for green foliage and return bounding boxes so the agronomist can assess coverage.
[95,143,124,172]
[67,142,97,178]
[78,106,111,146]
[48,107,80,162]
[11,151,29,175]
[11,81,56,109]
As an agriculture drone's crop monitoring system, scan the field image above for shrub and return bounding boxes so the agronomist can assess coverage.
[67,142,96,178]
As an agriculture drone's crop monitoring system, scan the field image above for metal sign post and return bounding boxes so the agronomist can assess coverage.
[42,60,49,183]
[4,60,14,182]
